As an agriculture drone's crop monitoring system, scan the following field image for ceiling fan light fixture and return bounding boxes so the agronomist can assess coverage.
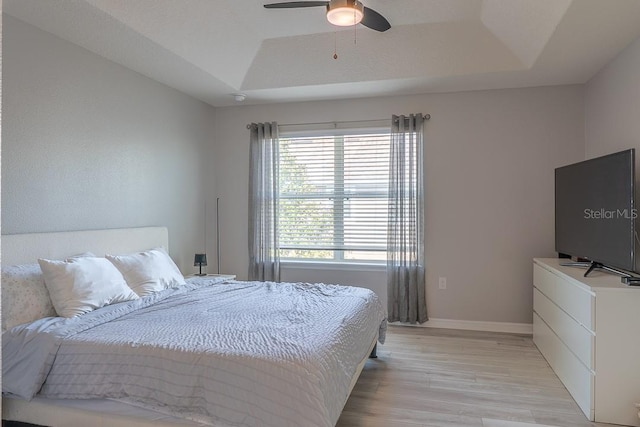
[326,0,364,26]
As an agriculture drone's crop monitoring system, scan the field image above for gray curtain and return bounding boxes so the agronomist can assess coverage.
[387,114,427,324]
[248,122,280,282]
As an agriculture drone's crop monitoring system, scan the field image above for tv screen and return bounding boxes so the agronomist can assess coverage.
[555,149,635,272]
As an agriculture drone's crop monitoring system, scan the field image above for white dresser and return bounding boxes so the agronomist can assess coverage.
[533,258,640,426]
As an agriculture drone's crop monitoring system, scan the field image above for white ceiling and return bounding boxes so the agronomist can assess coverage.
[6,0,640,107]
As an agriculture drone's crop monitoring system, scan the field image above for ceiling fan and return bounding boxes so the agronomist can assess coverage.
[264,0,391,32]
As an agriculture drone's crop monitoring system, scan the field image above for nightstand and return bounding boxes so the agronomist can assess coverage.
[201,274,235,280]
[186,273,236,281]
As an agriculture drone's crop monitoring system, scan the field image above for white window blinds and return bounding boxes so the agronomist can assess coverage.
[278,130,390,262]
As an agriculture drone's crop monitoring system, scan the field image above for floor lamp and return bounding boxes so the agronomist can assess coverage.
[194,201,208,276]
[216,197,220,274]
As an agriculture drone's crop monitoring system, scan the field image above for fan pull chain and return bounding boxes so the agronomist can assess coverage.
[333,31,338,59]
[354,8,358,44]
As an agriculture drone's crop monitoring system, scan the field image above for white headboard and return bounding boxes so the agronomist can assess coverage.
[2,227,169,266]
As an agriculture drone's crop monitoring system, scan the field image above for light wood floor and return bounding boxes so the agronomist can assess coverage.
[336,325,615,427]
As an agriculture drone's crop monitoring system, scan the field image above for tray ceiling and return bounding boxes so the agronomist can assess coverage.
[6,0,640,106]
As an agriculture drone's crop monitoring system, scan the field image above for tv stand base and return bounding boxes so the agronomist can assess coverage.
[560,260,640,284]
[621,276,640,286]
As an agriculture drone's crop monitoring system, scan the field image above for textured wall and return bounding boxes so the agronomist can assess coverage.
[212,86,585,325]
[2,15,215,272]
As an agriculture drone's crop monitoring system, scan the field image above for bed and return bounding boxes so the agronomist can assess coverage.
[1,227,386,427]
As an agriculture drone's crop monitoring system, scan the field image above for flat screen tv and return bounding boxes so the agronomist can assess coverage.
[555,148,636,276]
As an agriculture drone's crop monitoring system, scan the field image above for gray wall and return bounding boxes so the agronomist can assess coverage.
[1,15,215,272]
[585,36,640,159]
[212,86,585,325]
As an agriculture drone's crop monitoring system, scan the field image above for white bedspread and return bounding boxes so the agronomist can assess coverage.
[3,279,386,427]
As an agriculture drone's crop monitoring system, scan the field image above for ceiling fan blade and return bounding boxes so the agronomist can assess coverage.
[264,1,328,8]
[361,6,391,32]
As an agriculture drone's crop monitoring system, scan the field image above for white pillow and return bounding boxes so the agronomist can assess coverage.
[38,257,139,318]
[1,263,57,331]
[106,248,186,297]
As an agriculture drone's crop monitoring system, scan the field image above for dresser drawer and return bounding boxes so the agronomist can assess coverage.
[533,288,594,369]
[533,264,594,330]
[533,313,594,420]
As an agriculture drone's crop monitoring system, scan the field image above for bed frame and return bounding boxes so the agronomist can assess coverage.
[1,227,375,427]
[2,227,169,265]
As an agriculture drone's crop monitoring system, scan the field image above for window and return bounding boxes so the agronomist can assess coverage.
[278,129,390,263]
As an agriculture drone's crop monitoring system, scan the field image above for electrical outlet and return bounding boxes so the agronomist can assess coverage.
[438,277,447,289]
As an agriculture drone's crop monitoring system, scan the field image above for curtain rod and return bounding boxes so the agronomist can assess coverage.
[246,114,430,129]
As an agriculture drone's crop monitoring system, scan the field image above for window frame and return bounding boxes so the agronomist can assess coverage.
[277,126,391,265]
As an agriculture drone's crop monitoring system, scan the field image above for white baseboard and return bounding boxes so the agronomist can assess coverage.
[389,318,533,335]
